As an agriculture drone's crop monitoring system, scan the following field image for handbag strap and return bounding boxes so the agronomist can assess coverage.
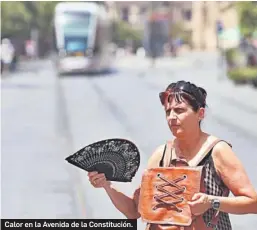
[188,138,221,167]
[194,138,231,229]
[163,137,222,167]
[161,140,174,167]
[189,138,224,229]
[162,137,231,229]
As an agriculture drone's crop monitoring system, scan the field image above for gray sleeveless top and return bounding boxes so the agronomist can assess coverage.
[159,140,232,230]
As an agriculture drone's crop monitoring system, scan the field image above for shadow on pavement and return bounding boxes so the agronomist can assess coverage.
[57,68,119,78]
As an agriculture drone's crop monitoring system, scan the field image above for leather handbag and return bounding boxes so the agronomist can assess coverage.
[138,138,224,230]
[138,166,202,226]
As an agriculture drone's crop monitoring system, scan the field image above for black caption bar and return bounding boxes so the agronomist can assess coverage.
[1,219,137,230]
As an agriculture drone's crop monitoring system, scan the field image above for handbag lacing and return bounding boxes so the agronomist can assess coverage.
[153,173,187,212]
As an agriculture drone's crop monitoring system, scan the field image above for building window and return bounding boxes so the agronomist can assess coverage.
[122,7,129,22]
[183,9,192,21]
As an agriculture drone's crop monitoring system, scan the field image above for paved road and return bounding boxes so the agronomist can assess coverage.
[1,53,257,229]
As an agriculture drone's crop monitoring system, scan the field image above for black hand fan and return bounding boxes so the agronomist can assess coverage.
[65,138,140,182]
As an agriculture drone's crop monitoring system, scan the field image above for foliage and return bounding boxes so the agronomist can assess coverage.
[235,1,257,37]
[2,1,143,52]
[227,67,257,80]
[112,20,143,44]
[225,48,240,65]
[1,1,59,38]
[169,22,184,38]
[169,22,191,46]
[1,2,30,37]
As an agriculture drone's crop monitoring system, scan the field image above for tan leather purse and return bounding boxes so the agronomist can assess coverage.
[138,138,223,230]
[139,167,202,226]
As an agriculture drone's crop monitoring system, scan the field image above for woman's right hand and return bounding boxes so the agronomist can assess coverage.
[88,171,111,188]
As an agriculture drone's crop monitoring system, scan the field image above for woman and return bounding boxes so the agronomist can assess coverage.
[88,81,257,229]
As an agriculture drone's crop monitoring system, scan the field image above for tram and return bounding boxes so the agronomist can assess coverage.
[54,2,113,75]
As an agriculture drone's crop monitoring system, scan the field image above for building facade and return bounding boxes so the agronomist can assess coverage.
[106,1,239,51]
[191,1,239,50]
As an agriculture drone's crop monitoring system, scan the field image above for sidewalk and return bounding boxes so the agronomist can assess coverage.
[1,54,54,77]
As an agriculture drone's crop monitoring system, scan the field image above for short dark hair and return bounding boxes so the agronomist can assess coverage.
[164,80,207,112]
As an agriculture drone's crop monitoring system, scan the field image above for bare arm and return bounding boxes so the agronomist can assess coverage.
[103,182,141,219]
[211,141,257,214]
[92,144,165,219]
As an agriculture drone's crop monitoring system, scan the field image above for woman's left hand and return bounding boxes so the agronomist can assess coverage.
[188,193,211,216]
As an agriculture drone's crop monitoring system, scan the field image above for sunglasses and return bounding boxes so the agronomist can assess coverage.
[159,83,198,106]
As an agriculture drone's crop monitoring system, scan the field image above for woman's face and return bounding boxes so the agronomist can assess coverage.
[164,97,204,137]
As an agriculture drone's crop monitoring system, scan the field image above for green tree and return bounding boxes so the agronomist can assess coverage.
[112,20,143,48]
[1,1,60,55]
[1,1,31,37]
[169,22,191,46]
[236,1,257,36]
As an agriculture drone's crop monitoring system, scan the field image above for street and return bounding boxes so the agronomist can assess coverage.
[1,53,257,229]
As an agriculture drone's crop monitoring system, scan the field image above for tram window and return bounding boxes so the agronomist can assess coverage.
[63,11,91,26]
[64,36,88,52]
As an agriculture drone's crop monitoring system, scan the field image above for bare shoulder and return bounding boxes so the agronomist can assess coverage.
[203,134,232,159]
[147,144,166,169]
[211,139,257,199]
[211,139,241,173]
[212,140,234,161]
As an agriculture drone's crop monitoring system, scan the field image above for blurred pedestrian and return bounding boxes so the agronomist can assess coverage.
[1,38,15,72]
[25,40,36,60]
